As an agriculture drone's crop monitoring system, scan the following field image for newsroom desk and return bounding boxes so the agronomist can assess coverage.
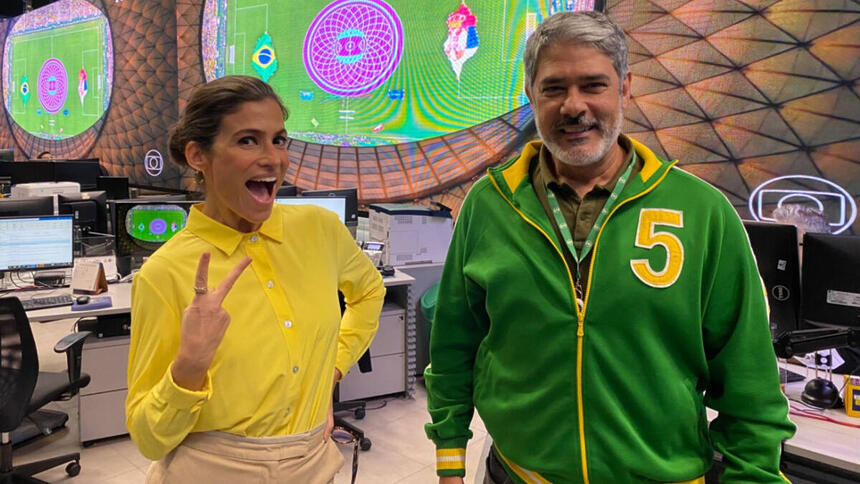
[23,271,416,444]
[705,363,860,483]
[23,282,134,443]
[25,282,133,323]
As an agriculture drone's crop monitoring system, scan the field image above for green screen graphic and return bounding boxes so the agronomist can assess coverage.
[125,205,188,244]
[3,1,111,141]
[203,0,574,146]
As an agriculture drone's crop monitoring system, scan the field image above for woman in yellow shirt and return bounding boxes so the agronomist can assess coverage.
[126,75,385,483]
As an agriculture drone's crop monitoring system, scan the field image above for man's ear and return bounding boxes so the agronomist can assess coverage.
[524,82,535,105]
[621,71,632,108]
[185,141,208,173]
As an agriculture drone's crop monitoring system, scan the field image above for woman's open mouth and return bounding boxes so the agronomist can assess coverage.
[245,177,277,203]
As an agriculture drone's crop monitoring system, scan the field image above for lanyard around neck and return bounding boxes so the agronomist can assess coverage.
[545,151,636,282]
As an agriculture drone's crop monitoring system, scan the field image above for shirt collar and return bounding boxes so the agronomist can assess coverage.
[186,204,284,256]
[535,134,635,195]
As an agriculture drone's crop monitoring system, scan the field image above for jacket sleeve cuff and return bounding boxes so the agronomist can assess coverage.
[435,447,467,477]
[156,363,212,411]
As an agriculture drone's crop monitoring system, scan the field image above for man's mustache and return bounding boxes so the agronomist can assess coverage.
[553,114,599,131]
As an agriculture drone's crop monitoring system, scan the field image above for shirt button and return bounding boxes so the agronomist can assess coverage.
[250,234,258,243]
[267,280,274,289]
[284,320,293,329]
[292,366,299,374]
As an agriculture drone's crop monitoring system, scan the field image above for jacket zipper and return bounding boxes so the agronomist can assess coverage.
[488,175,588,483]
[488,160,676,484]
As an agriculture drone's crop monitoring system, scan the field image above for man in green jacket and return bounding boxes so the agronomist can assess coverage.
[425,10,795,484]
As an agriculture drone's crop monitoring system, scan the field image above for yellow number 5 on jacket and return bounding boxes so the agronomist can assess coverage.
[631,208,684,288]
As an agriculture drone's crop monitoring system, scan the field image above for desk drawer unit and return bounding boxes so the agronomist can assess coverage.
[80,337,129,395]
[370,306,405,357]
[339,353,406,401]
[80,390,128,443]
[79,336,130,443]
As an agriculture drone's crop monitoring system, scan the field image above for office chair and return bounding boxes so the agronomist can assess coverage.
[0,297,92,483]
[333,351,372,451]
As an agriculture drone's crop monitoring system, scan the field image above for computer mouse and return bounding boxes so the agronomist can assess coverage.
[75,295,90,305]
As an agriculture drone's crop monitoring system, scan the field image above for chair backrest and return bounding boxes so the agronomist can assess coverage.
[0,297,39,433]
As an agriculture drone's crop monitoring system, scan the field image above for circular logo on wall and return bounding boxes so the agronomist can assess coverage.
[144,149,164,177]
[748,175,857,235]
[772,285,790,302]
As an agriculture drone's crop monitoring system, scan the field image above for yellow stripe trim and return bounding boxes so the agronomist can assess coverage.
[436,448,465,470]
[436,448,466,458]
[437,460,466,470]
[495,447,552,484]
[629,136,663,182]
[500,141,542,193]
[670,478,704,484]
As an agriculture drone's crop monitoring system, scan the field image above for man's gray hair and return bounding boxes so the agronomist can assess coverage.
[772,204,832,234]
[523,11,629,89]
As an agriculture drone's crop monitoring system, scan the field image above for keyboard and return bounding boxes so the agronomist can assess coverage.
[20,294,73,311]
[779,367,805,383]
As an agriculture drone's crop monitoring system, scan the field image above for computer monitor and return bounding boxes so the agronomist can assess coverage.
[300,188,358,224]
[0,196,54,217]
[57,191,108,234]
[0,149,13,162]
[743,221,802,336]
[277,184,297,197]
[54,159,103,190]
[111,199,197,257]
[0,215,74,272]
[800,233,860,329]
[276,196,347,224]
[97,176,130,200]
[138,193,190,202]
[12,161,54,184]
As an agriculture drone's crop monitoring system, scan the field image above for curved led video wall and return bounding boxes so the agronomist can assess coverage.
[2,0,112,141]
[201,0,593,146]
[0,0,856,234]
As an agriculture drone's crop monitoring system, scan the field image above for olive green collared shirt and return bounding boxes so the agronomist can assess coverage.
[530,134,642,292]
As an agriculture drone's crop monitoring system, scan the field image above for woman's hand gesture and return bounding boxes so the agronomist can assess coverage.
[172,252,252,390]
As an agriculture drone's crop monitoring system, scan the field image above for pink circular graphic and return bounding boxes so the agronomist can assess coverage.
[37,58,68,114]
[303,0,403,97]
[149,218,167,235]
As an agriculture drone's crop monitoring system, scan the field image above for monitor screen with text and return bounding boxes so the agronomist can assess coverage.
[0,215,74,271]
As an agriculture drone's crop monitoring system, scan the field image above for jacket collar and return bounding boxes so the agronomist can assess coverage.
[185,204,284,256]
[489,135,674,204]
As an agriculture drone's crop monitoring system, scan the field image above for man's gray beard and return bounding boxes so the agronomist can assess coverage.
[538,107,624,168]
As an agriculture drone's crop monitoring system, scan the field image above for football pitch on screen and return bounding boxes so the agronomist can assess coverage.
[222,0,530,145]
[8,18,105,140]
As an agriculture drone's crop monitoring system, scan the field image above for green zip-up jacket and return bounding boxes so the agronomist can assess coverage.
[425,139,795,483]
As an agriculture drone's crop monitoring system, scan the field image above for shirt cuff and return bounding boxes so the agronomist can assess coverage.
[436,447,466,477]
[334,360,349,381]
[155,363,213,411]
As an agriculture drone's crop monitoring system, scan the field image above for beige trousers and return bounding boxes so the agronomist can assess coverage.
[146,424,344,484]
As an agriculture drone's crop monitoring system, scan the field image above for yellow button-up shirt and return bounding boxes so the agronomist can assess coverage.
[126,204,385,460]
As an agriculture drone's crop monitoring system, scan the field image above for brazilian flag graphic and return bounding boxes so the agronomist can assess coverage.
[251,32,278,82]
[20,76,30,105]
